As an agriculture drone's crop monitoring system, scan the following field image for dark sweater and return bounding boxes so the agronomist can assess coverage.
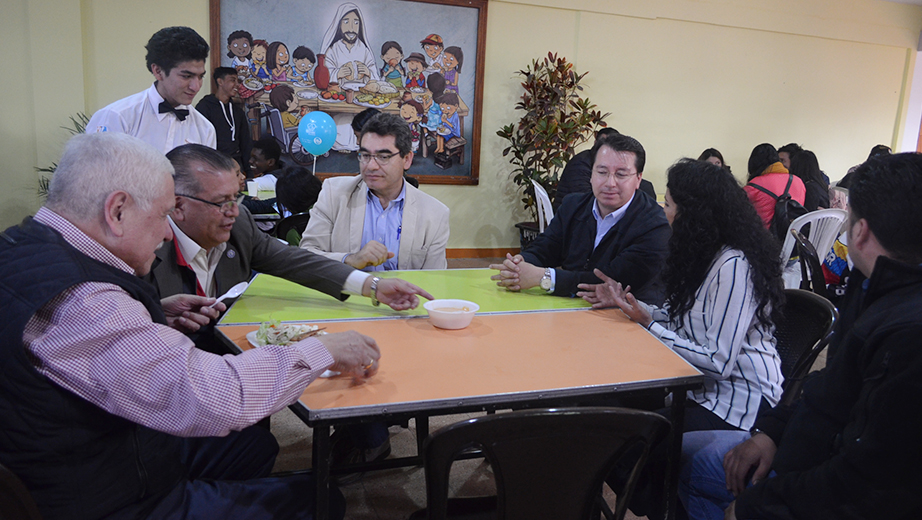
[737,256,922,519]
[0,218,182,520]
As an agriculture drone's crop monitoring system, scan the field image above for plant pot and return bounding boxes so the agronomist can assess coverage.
[514,221,540,250]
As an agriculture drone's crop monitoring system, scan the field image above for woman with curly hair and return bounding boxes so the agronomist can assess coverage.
[579,158,785,432]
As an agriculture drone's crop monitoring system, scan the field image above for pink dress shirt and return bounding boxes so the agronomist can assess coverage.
[23,208,334,437]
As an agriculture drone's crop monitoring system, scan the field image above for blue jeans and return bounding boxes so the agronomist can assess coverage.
[678,430,750,520]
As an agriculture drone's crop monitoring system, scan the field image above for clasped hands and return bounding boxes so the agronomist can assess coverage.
[489,253,545,292]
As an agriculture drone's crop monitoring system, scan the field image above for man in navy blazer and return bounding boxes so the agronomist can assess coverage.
[491,133,669,304]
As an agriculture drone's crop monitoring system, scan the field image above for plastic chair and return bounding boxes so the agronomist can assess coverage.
[274,211,311,246]
[531,179,555,233]
[791,229,827,299]
[779,209,847,288]
[409,407,670,520]
[0,462,43,520]
[775,289,838,404]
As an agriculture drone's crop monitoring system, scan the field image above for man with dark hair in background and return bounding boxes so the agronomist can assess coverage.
[196,66,252,171]
[87,26,216,153]
[554,127,656,211]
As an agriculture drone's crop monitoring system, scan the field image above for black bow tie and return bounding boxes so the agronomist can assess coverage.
[158,101,189,121]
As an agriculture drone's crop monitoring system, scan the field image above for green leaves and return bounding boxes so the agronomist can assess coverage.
[498,54,610,220]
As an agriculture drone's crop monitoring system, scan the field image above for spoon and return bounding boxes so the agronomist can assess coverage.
[210,281,249,308]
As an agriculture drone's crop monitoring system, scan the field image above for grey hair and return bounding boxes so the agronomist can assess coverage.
[46,133,174,220]
[165,144,237,195]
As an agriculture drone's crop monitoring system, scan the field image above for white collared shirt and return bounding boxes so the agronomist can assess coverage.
[86,83,217,154]
[592,193,635,249]
[169,218,227,297]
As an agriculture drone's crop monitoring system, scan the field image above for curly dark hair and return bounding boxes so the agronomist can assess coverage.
[145,26,209,74]
[663,158,785,328]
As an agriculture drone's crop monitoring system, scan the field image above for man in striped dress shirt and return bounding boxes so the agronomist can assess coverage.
[0,133,391,519]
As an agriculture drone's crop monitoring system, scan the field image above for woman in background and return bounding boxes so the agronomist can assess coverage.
[697,148,732,174]
[743,143,806,228]
[789,150,830,211]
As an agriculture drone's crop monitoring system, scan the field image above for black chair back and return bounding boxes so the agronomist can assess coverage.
[414,407,670,520]
[0,462,43,520]
[791,229,828,299]
[274,212,311,246]
[776,289,838,404]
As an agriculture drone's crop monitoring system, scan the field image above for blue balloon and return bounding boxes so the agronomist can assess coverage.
[298,111,337,156]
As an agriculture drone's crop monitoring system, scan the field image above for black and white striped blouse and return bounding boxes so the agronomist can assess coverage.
[643,247,784,430]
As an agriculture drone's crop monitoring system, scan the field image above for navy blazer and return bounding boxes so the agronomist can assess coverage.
[522,190,670,303]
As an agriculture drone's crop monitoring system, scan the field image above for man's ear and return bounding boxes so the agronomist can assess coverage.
[849,217,871,251]
[103,191,131,237]
[171,195,188,222]
[402,151,414,171]
[151,63,166,81]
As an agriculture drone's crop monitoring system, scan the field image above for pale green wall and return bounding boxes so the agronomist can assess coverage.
[3,0,921,250]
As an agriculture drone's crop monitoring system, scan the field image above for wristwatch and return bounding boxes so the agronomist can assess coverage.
[539,268,553,291]
[370,276,381,307]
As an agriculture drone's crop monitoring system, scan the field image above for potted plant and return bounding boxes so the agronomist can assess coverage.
[497,52,608,247]
[36,113,91,198]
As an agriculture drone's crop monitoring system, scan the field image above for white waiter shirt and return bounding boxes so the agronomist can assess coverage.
[87,83,217,153]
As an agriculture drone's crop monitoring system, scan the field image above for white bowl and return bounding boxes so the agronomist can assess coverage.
[423,299,479,330]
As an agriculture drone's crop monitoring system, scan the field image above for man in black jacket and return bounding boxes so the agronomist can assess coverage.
[490,133,669,303]
[682,153,922,520]
[196,66,252,169]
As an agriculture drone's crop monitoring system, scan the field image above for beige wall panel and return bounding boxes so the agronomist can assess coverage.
[577,13,908,192]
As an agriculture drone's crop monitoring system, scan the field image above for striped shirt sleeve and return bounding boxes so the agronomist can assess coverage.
[648,253,759,380]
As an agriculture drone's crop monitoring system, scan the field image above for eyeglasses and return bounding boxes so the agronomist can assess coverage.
[177,194,238,212]
[357,151,400,165]
[594,170,639,181]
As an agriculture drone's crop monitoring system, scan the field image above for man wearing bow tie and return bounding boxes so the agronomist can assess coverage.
[86,26,217,153]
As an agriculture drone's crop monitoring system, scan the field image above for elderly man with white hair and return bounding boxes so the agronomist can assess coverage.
[0,133,383,519]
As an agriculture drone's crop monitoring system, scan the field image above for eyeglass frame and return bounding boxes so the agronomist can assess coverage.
[176,193,239,213]
[592,169,640,182]
[357,151,402,165]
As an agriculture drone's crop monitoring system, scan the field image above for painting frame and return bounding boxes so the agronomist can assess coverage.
[209,0,487,185]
